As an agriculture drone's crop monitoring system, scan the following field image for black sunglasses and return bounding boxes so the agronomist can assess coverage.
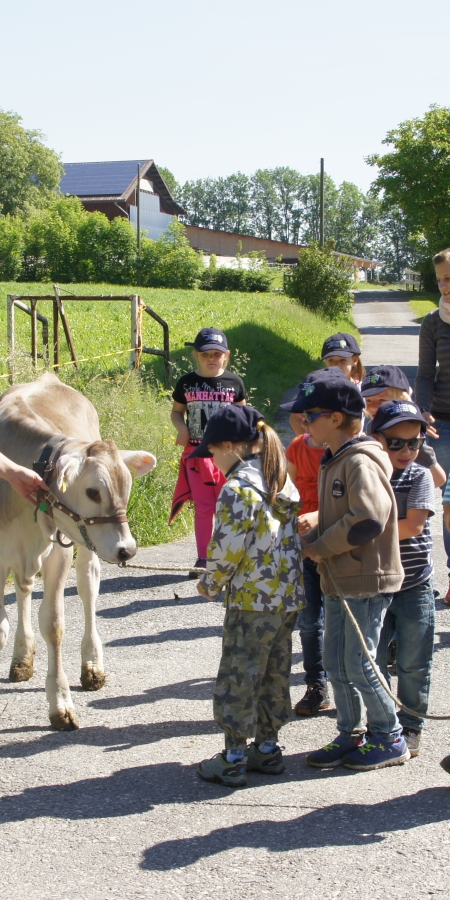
[384,436,425,451]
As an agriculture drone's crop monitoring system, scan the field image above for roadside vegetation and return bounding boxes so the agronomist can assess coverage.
[0,281,358,545]
[409,292,439,322]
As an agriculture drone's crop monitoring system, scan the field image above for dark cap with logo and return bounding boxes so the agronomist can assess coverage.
[188,405,264,458]
[361,365,410,397]
[280,367,365,416]
[193,328,228,352]
[321,332,361,360]
[371,400,427,434]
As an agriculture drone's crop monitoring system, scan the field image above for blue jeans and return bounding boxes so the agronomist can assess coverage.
[323,593,402,741]
[297,557,326,687]
[376,577,435,732]
[428,419,450,569]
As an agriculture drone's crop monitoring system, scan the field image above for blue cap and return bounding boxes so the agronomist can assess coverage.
[188,405,264,458]
[280,368,365,416]
[361,366,410,397]
[371,401,427,434]
[321,332,361,360]
[193,328,228,352]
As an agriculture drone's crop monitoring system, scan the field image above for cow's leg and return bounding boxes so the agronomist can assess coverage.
[75,546,106,691]
[10,571,36,682]
[39,543,79,730]
[0,566,10,653]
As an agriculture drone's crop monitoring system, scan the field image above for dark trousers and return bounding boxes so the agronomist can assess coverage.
[297,556,327,687]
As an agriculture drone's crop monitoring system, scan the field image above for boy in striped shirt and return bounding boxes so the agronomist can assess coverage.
[372,401,435,759]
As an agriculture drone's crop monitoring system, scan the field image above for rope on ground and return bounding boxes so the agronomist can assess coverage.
[0,346,141,381]
[324,560,450,721]
[119,562,206,573]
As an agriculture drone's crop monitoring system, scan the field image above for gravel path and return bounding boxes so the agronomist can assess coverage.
[2,291,450,900]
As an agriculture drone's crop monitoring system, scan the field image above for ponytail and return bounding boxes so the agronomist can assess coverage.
[256,420,287,504]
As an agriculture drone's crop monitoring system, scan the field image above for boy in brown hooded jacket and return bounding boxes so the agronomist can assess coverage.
[296,369,409,772]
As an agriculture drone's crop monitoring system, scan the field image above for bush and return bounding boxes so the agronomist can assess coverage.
[284,244,354,319]
[199,265,273,292]
[140,220,203,289]
[0,215,24,280]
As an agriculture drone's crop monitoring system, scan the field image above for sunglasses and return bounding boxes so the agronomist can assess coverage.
[301,411,333,424]
[384,436,425,451]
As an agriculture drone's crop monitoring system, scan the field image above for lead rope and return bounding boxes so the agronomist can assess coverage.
[324,559,450,721]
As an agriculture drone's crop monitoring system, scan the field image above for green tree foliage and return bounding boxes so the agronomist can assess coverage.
[284,244,353,319]
[140,219,203,288]
[157,166,180,199]
[200,264,273,292]
[0,109,62,217]
[367,105,450,261]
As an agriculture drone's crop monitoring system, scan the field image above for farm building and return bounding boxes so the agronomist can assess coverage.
[60,159,185,241]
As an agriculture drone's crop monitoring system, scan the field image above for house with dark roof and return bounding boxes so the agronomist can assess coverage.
[60,159,185,241]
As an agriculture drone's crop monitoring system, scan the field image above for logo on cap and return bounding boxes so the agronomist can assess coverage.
[204,333,223,344]
[304,384,315,396]
[370,374,381,383]
[339,340,346,348]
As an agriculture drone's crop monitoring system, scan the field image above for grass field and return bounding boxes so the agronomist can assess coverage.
[0,281,358,545]
[409,292,439,322]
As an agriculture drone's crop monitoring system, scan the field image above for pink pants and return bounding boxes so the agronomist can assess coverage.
[184,450,225,559]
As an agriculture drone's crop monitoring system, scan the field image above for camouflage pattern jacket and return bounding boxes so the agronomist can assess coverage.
[199,457,305,612]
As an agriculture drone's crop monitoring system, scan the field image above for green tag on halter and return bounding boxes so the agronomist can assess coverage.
[39,501,49,512]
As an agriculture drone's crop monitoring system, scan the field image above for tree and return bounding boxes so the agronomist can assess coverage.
[140,219,203,288]
[250,170,279,239]
[0,109,62,217]
[298,174,339,244]
[367,105,450,257]
[0,216,24,280]
[157,166,180,199]
[376,207,418,282]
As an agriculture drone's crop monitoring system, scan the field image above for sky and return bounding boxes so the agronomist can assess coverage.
[1,0,448,193]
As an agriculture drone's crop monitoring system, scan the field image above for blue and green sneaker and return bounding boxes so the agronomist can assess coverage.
[197,751,247,787]
[342,733,410,770]
[306,734,365,768]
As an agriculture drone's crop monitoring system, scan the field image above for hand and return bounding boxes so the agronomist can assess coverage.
[300,537,322,563]
[175,425,190,447]
[444,505,450,533]
[298,511,318,535]
[3,465,46,503]
[426,424,439,440]
[197,582,213,600]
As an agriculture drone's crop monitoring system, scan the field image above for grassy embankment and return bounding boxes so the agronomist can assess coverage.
[0,282,358,546]
[409,292,439,322]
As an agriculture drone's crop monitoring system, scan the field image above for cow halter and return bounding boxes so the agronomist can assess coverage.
[33,436,128,555]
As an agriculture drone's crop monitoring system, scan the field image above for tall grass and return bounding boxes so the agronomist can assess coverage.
[0,281,359,545]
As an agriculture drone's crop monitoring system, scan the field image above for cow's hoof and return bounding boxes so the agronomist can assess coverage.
[80,665,106,691]
[9,661,34,682]
[50,709,80,730]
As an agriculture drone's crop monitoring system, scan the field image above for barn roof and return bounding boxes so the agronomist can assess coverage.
[60,159,185,215]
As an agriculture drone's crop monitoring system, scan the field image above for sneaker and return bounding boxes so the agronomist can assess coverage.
[294,683,331,716]
[306,734,365,768]
[197,751,247,787]
[403,728,421,758]
[445,583,450,605]
[246,742,285,774]
[342,733,410,770]
[189,558,207,579]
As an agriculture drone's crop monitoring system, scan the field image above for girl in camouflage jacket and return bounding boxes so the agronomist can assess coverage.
[188,404,305,787]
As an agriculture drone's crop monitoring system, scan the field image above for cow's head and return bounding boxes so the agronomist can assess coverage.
[49,440,156,563]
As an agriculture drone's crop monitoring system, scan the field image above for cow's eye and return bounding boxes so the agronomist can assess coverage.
[86,488,101,504]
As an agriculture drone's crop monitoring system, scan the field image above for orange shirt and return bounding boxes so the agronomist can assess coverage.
[286,433,323,513]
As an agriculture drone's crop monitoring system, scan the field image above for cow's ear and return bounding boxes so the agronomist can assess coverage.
[119,450,157,478]
[55,454,83,492]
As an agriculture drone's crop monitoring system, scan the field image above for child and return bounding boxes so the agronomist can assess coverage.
[170,328,246,575]
[371,401,435,759]
[190,405,305,788]
[298,368,409,771]
[321,333,365,385]
[281,383,330,716]
[361,365,446,489]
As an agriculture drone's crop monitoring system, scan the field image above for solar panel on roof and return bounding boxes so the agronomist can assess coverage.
[60,160,149,197]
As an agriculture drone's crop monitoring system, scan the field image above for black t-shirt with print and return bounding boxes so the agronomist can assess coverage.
[172,371,246,442]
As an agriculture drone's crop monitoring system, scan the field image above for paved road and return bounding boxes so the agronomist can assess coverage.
[2,292,450,900]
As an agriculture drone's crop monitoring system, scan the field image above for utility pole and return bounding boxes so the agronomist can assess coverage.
[137,163,141,286]
[319,157,324,248]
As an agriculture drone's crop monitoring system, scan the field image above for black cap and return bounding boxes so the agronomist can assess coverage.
[361,366,410,397]
[321,332,361,360]
[280,367,365,416]
[193,328,228,352]
[188,405,264,458]
[371,401,427,434]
